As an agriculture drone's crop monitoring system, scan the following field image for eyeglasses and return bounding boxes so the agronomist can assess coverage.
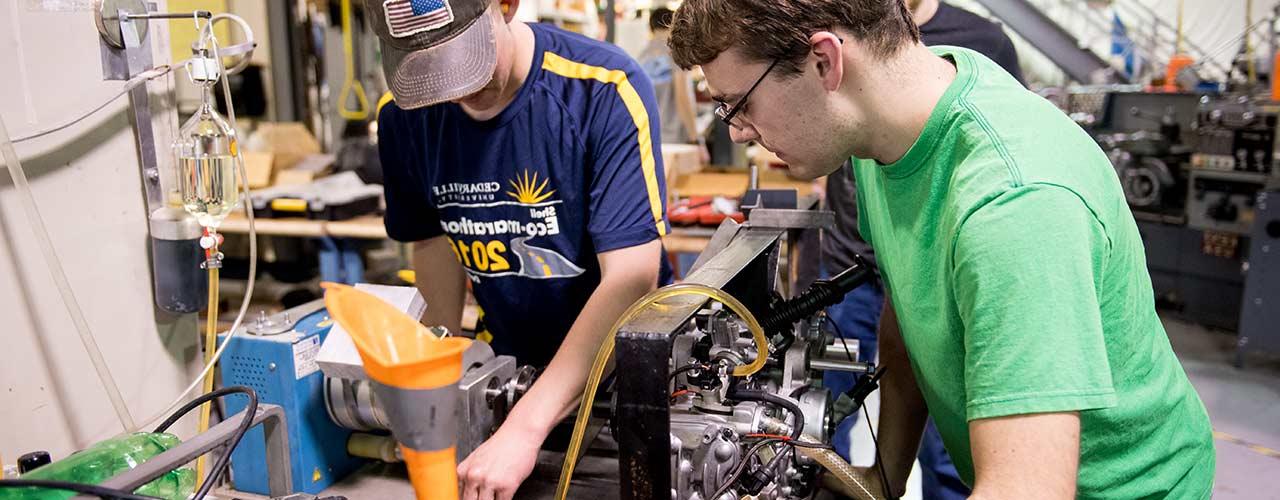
[714,58,781,130]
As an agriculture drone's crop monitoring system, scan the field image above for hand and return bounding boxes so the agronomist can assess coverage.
[457,424,543,500]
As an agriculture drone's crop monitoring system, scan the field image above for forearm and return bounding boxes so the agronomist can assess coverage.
[872,298,929,495]
[411,236,466,334]
[502,256,658,436]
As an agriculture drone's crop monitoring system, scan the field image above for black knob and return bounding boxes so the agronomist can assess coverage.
[1208,198,1239,222]
[18,451,51,474]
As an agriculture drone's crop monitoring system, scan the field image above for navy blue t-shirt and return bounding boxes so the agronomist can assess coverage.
[377,23,670,366]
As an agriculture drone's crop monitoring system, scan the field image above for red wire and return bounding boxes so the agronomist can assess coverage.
[670,389,692,399]
[746,433,792,441]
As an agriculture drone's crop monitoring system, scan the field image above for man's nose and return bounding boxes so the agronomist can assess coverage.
[729,123,759,144]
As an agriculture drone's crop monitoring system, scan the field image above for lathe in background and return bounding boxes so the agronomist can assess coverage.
[1238,186,1280,365]
[1077,87,1280,362]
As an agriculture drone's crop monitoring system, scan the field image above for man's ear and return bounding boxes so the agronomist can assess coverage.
[499,0,519,23]
[809,31,845,92]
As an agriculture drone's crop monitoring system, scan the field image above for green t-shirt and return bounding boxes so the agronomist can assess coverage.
[852,46,1215,498]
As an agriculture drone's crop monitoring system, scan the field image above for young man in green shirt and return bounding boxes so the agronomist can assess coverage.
[669,0,1215,498]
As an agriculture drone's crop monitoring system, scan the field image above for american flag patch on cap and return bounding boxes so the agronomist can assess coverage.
[384,0,455,38]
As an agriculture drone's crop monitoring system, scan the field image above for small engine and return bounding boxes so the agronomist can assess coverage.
[657,260,875,500]
[607,217,880,500]
[666,313,869,499]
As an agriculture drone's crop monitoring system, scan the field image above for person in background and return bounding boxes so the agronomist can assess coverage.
[639,7,706,150]
[819,1,1022,498]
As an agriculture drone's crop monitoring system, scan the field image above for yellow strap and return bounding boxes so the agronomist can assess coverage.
[338,0,370,120]
[397,269,417,284]
[541,51,667,236]
[377,91,396,116]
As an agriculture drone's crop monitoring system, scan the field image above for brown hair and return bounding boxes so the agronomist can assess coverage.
[669,0,920,77]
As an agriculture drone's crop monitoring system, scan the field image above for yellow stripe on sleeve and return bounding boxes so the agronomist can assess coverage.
[540,51,667,236]
[376,91,396,118]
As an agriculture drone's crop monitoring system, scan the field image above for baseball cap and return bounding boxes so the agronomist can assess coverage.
[366,0,499,109]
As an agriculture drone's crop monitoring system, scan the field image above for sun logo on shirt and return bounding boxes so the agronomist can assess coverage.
[507,170,556,204]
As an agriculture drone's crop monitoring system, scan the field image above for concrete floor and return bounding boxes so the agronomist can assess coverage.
[844,316,1280,500]
[1166,316,1280,500]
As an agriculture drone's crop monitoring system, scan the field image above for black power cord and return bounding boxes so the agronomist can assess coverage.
[842,366,895,500]
[667,362,708,383]
[821,303,895,499]
[864,404,895,500]
[0,479,162,499]
[154,385,259,500]
[0,387,258,500]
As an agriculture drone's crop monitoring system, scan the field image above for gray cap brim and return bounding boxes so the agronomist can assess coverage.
[379,6,498,109]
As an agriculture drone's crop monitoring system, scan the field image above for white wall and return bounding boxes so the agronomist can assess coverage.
[0,1,201,461]
[1137,0,1275,70]
[952,0,1279,86]
[172,1,274,119]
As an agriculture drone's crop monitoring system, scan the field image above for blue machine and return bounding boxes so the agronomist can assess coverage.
[218,300,366,495]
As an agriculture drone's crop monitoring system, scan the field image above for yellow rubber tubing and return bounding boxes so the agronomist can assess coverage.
[555,283,769,499]
[195,265,219,489]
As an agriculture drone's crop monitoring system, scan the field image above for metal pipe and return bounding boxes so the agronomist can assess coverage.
[810,359,874,374]
[116,10,212,21]
[82,404,292,499]
[348,433,402,463]
[821,342,859,363]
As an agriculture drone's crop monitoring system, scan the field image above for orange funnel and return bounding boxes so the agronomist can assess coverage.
[323,283,471,500]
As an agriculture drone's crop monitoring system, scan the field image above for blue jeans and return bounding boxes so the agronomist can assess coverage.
[819,267,971,499]
[919,418,971,499]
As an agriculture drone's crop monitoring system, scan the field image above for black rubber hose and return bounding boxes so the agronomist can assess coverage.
[728,389,805,440]
[154,385,259,500]
[0,479,162,499]
[762,254,872,337]
[667,363,708,382]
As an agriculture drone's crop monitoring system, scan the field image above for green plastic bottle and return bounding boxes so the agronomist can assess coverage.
[0,433,195,500]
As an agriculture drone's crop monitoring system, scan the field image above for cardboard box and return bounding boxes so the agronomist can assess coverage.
[275,153,336,186]
[662,143,706,203]
[240,151,275,189]
[673,170,815,199]
[317,284,427,381]
[246,122,321,173]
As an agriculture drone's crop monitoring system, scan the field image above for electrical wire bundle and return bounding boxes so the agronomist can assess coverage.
[709,434,836,499]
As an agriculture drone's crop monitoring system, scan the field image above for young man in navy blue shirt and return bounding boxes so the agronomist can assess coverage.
[368,0,668,498]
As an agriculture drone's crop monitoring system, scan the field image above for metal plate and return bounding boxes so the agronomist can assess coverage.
[747,208,836,230]
[94,0,148,48]
[689,218,743,274]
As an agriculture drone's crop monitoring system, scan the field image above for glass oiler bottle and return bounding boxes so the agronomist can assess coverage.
[176,52,240,231]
